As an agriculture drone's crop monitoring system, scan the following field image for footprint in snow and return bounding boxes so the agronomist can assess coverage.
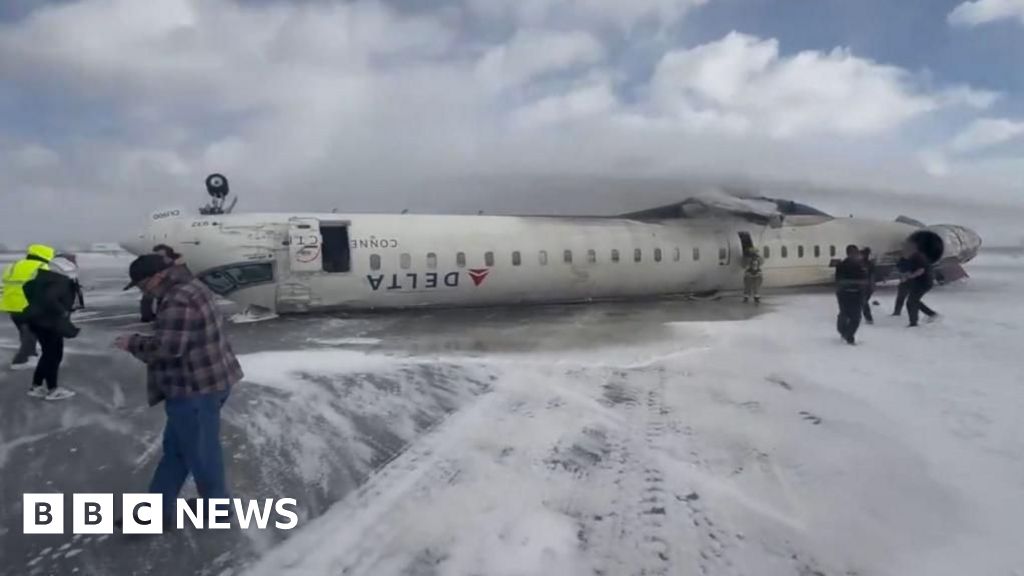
[799,411,823,425]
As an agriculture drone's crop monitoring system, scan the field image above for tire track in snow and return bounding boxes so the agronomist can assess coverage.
[587,365,745,576]
[587,367,681,575]
[243,381,502,576]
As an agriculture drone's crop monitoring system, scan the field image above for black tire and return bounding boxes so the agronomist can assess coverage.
[205,173,230,199]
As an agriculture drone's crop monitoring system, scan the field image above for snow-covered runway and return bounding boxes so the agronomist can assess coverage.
[244,252,1024,576]
[2,252,1022,576]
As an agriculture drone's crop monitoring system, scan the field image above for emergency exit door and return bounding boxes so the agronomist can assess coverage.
[288,217,323,272]
[717,231,731,266]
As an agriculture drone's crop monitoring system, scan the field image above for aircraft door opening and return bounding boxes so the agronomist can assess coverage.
[321,223,351,273]
[288,217,323,273]
[738,232,754,253]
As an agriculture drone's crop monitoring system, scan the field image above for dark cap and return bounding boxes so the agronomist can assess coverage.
[123,254,171,290]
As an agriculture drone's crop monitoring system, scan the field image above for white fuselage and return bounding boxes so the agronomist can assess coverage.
[126,210,967,313]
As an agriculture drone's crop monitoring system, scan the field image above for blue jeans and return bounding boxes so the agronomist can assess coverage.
[149,389,231,518]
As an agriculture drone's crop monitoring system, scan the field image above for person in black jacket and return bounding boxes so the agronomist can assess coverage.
[860,247,876,324]
[891,255,912,316]
[835,245,868,345]
[902,242,938,327]
[22,257,80,400]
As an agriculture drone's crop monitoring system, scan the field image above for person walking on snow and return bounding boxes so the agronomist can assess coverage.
[834,245,868,345]
[902,242,938,327]
[140,245,188,323]
[22,256,80,400]
[891,252,912,316]
[860,247,876,324]
[1,244,54,369]
[742,246,763,304]
[115,254,243,525]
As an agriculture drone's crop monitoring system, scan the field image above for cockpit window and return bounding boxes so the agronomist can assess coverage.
[199,262,274,296]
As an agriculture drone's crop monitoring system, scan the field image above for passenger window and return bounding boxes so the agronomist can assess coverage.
[539,250,548,265]
[427,252,437,269]
[781,246,789,258]
[798,246,805,258]
[512,251,521,266]
[830,245,836,257]
[200,270,235,294]
[587,249,596,264]
[654,248,662,262]
[611,249,620,263]
[764,246,771,259]
[634,248,642,262]
[199,262,275,295]
[564,250,573,264]
[719,247,727,261]
[673,247,680,262]
[814,245,821,258]
[692,247,700,261]
[370,254,381,270]
[485,251,494,267]
[400,253,411,269]
[456,252,466,268]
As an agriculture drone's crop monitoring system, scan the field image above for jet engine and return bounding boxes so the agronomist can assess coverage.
[905,224,982,264]
[902,224,982,284]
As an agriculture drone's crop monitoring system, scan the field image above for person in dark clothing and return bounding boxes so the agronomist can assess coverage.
[22,257,80,400]
[141,245,188,322]
[835,244,868,345]
[892,255,912,316]
[860,247,876,324]
[902,243,938,327]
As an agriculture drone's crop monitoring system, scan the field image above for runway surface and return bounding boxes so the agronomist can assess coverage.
[2,252,1023,576]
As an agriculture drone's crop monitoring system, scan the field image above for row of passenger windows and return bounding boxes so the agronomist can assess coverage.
[367,244,838,271]
[762,245,838,259]
[372,248,697,271]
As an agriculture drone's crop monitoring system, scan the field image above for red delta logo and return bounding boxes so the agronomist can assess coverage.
[366,268,491,291]
[468,268,490,286]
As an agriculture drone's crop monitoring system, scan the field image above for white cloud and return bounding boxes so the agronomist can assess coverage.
[649,32,960,138]
[466,0,709,30]
[918,149,952,177]
[475,29,605,91]
[918,117,1024,178]
[13,144,60,170]
[936,86,1001,110]
[510,75,618,129]
[948,0,1024,27]
[951,118,1024,152]
[0,1,1019,245]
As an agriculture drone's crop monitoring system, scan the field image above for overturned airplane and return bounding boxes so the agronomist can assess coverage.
[122,175,982,315]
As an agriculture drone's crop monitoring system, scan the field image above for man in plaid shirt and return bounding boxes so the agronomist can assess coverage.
[116,253,244,524]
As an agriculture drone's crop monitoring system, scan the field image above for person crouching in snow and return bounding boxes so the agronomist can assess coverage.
[22,256,81,400]
[742,246,763,304]
[115,254,244,525]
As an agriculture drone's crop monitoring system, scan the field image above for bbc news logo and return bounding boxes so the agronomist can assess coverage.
[24,494,298,534]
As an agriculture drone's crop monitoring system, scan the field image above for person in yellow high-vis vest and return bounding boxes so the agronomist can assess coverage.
[1,244,54,368]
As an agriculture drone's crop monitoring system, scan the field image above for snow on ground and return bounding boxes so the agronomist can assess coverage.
[242,253,1024,576]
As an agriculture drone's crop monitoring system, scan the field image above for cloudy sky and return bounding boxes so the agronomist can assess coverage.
[1,0,1022,246]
